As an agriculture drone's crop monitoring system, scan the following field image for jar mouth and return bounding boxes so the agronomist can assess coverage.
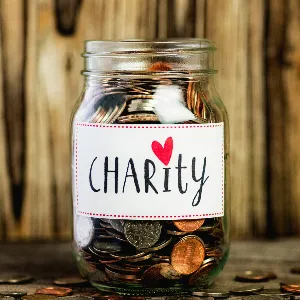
[82,39,216,74]
[83,39,216,57]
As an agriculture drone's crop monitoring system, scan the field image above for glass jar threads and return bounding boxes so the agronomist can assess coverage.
[71,39,230,295]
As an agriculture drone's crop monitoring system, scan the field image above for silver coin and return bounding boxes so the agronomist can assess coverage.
[193,290,229,298]
[255,289,291,297]
[108,219,124,233]
[230,285,264,295]
[0,275,33,284]
[124,221,162,249]
[0,292,27,297]
[93,239,123,253]
[74,216,94,248]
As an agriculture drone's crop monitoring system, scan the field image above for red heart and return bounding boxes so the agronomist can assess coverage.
[151,137,173,166]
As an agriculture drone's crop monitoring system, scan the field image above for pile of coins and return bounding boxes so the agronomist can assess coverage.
[75,216,226,288]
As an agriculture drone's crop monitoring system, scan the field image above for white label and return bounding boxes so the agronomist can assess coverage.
[74,122,224,220]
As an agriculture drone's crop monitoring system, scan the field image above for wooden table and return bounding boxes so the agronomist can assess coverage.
[0,239,299,296]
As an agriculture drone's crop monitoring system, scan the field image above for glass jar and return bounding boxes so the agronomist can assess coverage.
[71,39,230,296]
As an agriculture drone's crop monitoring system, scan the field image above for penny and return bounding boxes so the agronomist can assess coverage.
[75,216,94,248]
[235,270,274,282]
[0,291,27,297]
[171,235,205,275]
[148,61,172,72]
[230,285,264,295]
[173,219,205,232]
[141,263,168,287]
[291,267,300,274]
[0,275,33,284]
[124,221,162,249]
[280,282,300,293]
[53,276,88,286]
[36,287,72,297]
[23,295,57,300]
[160,263,181,280]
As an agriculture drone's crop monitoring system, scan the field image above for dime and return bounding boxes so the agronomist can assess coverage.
[93,239,124,254]
[53,276,88,286]
[22,295,57,300]
[124,221,162,249]
[36,287,72,297]
[75,216,94,248]
[0,275,33,284]
[0,292,27,297]
[173,219,205,232]
[230,285,264,295]
[193,290,230,298]
[255,289,291,297]
[138,237,172,252]
[108,219,124,233]
[127,253,152,263]
[188,258,217,286]
[166,230,187,236]
[235,270,274,282]
[171,235,205,275]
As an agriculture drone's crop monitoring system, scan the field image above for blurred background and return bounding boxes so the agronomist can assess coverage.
[0,0,299,241]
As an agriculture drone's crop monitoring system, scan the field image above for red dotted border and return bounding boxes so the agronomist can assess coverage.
[77,123,222,129]
[75,122,225,219]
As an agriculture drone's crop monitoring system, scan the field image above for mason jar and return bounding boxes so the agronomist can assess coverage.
[71,39,230,295]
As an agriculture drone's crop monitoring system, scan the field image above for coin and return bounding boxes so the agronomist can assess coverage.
[291,296,300,300]
[160,264,182,280]
[291,267,300,274]
[53,276,88,286]
[235,270,274,282]
[105,263,142,274]
[193,290,230,298]
[0,275,33,284]
[58,297,94,300]
[108,219,124,233]
[255,289,291,297]
[170,235,205,275]
[22,295,57,300]
[0,297,15,300]
[280,282,300,293]
[36,287,72,297]
[105,267,138,281]
[173,219,205,232]
[138,237,172,252]
[148,62,172,72]
[93,239,124,253]
[166,230,187,236]
[230,285,264,295]
[124,221,162,249]
[188,258,217,286]
[141,263,168,287]
[75,216,94,248]
[0,292,27,297]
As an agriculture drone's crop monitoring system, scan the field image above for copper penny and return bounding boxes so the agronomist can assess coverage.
[173,219,205,232]
[36,287,72,297]
[141,263,168,287]
[170,235,205,275]
[280,282,300,294]
[188,258,217,286]
[235,270,275,282]
[148,62,172,72]
[53,276,88,286]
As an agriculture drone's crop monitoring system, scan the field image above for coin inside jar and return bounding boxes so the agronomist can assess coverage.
[171,235,205,275]
[173,219,205,232]
[124,221,162,249]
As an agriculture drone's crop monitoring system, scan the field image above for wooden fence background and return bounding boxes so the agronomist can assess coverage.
[0,0,299,240]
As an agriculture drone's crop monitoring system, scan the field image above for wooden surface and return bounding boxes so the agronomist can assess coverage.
[0,239,300,295]
[0,0,300,240]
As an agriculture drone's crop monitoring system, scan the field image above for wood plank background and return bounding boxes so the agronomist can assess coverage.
[0,0,299,240]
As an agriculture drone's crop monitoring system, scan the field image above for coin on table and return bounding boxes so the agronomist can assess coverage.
[171,235,205,275]
[291,267,300,274]
[36,287,72,297]
[230,285,264,295]
[235,270,275,282]
[124,221,162,249]
[280,282,300,293]
[75,216,94,248]
[255,289,291,297]
[0,275,33,284]
[53,276,88,286]
[0,291,27,297]
[193,290,230,298]
[0,297,16,300]
[173,219,205,232]
[22,295,57,300]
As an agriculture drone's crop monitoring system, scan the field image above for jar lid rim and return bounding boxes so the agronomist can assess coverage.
[83,39,216,56]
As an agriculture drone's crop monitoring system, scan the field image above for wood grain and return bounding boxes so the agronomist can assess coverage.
[0,0,300,239]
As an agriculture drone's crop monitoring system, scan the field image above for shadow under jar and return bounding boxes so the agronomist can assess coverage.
[71,39,230,296]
